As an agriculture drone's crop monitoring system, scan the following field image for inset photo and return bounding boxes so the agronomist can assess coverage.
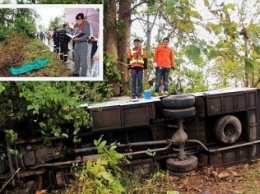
[0,4,103,81]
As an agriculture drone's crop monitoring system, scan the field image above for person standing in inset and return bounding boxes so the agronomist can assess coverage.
[40,32,44,41]
[153,37,174,95]
[127,38,148,99]
[59,23,71,63]
[52,27,60,59]
[70,13,91,77]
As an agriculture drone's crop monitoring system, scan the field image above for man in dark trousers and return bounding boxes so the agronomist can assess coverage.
[70,13,91,77]
[127,38,148,99]
[59,23,71,63]
[52,27,60,59]
[153,37,174,95]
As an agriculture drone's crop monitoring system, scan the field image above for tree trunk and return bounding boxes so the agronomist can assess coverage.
[104,0,120,95]
[244,41,249,87]
[145,11,158,87]
[143,13,151,88]
[118,0,131,94]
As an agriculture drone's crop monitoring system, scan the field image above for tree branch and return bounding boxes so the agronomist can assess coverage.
[130,0,150,13]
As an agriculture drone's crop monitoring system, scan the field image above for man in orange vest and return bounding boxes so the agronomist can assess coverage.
[153,37,174,95]
[127,38,148,99]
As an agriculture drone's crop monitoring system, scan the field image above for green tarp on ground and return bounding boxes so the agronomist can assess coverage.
[9,57,49,75]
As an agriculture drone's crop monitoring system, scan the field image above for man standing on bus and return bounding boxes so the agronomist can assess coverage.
[153,37,174,95]
[127,38,147,99]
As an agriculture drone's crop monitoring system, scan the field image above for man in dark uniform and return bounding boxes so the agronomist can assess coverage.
[59,24,71,63]
[70,13,91,77]
[52,27,60,59]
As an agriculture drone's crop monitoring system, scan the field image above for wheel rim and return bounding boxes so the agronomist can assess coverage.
[224,123,235,138]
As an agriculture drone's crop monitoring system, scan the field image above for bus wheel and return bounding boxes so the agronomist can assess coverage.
[214,115,242,144]
[163,107,196,119]
[166,155,198,172]
[162,94,195,109]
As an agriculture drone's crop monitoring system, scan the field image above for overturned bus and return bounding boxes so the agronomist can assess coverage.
[0,87,260,191]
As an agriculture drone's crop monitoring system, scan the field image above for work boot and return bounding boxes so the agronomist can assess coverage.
[63,55,68,63]
[60,54,64,61]
[69,72,79,77]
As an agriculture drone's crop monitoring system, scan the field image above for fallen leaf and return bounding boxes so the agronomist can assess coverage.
[218,172,230,179]
[212,170,218,177]
[35,190,47,194]
[230,171,239,177]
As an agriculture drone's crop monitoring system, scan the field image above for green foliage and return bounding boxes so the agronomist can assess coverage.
[4,130,18,143]
[146,149,155,157]
[0,8,37,39]
[0,83,5,93]
[206,22,222,34]
[245,59,254,73]
[19,82,92,140]
[185,45,202,65]
[204,1,260,87]
[0,80,115,143]
[0,26,8,41]
[64,137,126,194]
[104,53,122,83]
[203,0,209,7]
[0,82,92,144]
[124,171,179,194]
[180,67,209,93]
[48,16,64,32]
[14,16,37,36]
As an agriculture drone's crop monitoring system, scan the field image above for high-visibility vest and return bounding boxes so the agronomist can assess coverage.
[130,48,144,65]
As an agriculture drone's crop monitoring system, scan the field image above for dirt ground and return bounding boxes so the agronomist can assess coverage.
[31,159,260,194]
[169,160,260,194]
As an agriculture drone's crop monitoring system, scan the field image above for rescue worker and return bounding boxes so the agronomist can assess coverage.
[153,37,174,95]
[52,27,60,59]
[40,32,45,41]
[127,38,148,99]
[70,13,91,77]
[59,24,71,63]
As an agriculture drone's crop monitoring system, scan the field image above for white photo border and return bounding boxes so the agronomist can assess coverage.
[0,4,104,81]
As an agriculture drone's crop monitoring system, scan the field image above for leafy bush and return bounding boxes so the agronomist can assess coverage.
[0,82,92,144]
[64,137,127,194]
[14,16,37,37]
[0,26,8,41]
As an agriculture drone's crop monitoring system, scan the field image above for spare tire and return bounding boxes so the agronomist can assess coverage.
[163,107,196,119]
[166,155,198,172]
[162,95,195,109]
[214,115,242,144]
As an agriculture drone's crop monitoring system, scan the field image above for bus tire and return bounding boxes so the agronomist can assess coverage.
[162,95,195,109]
[166,155,198,172]
[163,107,196,119]
[214,115,242,144]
